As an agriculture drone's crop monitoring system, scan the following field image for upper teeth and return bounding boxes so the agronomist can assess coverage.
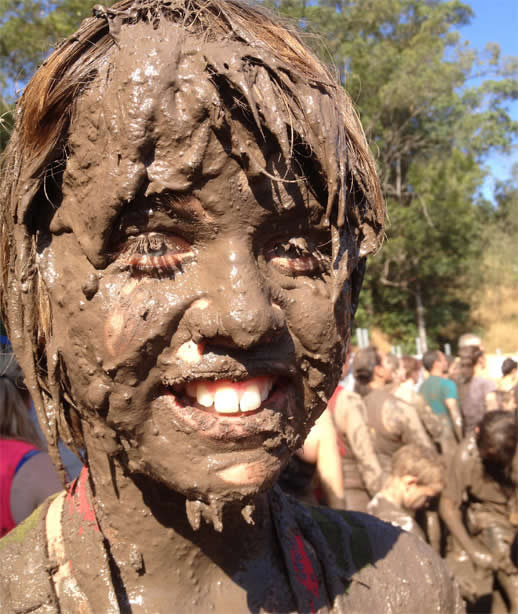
[184,377,274,414]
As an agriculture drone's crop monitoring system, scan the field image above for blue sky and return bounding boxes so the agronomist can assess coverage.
[458,0,518,199]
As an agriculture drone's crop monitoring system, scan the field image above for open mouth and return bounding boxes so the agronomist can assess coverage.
[166,376,280,417]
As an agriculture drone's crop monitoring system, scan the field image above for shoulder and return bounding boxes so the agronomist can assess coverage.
[419,376,432,392]
[482,377,497,393]
[442,377,458,396]
[365,388,391,409]
[0,499,57,613]
[307,507,465,612]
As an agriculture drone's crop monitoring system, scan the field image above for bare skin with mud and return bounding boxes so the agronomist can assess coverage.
[0,1,463,612]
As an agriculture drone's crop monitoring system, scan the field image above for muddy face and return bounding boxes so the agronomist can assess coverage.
[36,24,351,505]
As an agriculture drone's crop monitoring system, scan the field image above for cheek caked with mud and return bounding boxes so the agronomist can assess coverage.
[169,377,278,415]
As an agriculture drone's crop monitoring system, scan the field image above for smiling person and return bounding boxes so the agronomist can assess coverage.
[0,1,463,612]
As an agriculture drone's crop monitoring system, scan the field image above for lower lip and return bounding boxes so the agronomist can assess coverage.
[158,383,294,441]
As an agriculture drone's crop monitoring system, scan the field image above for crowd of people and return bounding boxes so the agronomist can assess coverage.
[279,337,518,612]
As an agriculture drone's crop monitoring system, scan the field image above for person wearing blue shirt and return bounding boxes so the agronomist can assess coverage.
[420,350,462,443]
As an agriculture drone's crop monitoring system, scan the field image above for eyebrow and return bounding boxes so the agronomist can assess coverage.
[152,191,214,222]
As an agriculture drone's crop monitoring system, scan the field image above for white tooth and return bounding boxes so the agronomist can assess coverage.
[240,384,262,413]
[196,383,214,408]
[260,379,273,402]
[214,387,239,413]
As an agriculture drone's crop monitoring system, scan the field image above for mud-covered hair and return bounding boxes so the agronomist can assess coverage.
[391,444,443,487]
[476,410,517,468]
[502,358,517,377]
[400,355,420,381]
[0,0,384,475]
[353,345,381,397]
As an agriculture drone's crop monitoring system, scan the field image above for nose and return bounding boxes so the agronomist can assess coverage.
[186,237,285,349]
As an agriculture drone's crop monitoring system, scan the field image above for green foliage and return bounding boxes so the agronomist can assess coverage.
[267,0,517,348]
[482,166,518,286]
[0,1,119,150]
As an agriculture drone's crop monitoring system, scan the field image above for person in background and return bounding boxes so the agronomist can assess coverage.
[0,352,62,537]
[363,346,435,475]
[440,411,518,611]
[457,345,498,434]
[394,355,446,451]
[420,350,463,442]
[329,355,384,512]
[278,408,344,508]
[458,333,483,351]
[367,443,444,542]
[385,353,402,388]
[496,358,518,412]
[446,354,461,381]
[352,345,380,398]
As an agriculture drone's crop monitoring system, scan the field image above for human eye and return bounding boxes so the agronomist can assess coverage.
[265,237,330,276]
[117,232,194,276]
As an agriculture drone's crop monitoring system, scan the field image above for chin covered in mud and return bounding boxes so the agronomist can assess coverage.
[0,1,463,612]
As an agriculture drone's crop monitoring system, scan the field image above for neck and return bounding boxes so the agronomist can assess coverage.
[84,446,274,591]
[430,367,443,377]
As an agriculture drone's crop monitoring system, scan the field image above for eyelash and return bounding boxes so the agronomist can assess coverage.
[116,233,326,278]
[118,233,193,275]
[266,238,329,276]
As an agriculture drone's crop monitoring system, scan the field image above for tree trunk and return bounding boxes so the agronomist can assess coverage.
[415,281,427,353]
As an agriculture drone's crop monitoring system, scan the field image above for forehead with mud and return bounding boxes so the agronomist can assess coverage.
[54,21,342,262]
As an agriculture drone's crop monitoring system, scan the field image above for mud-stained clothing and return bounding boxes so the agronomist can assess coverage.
[444,433,515,528]
[367,493,425,541]
[396,390,457,462]
[0,469,464,613]
[443,433,518,598]
[0,439,41,537]
[329,386,384,512]
[420,375,458,432]
[400,389,445,444]
[363,388,434,474]
[458,376,496,433]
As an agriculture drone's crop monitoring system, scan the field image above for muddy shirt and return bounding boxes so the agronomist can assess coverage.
[0,475,464,613]
[460,377,497,433]
[329,387,383,494]
[444,432,515,530]
[367,493,426,541]
[364,388,434,474]
[419,376,457,430]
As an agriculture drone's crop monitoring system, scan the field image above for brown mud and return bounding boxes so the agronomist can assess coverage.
[0,2,392,612]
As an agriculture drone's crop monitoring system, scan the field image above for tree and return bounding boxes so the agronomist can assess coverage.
[0,1,112,95]
[266,0,517,350]
[473,166,518,352]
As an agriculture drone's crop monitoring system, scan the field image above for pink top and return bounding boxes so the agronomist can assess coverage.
[0,439,39,537]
